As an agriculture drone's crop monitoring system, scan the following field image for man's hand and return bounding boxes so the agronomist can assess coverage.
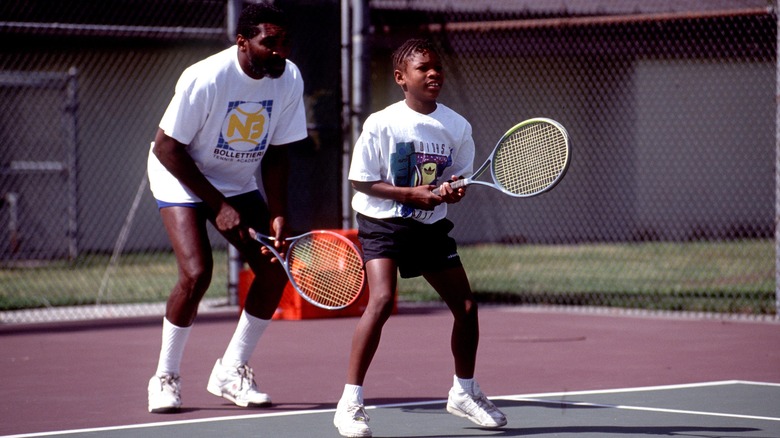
[214,201,249,241]
[257,216,287,263]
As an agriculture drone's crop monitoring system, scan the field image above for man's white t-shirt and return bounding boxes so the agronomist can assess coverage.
[349,101,475,224]
[148,45,308,203]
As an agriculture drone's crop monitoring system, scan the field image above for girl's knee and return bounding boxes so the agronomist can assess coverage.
[465,298,478,314]
[453,298,478,323]
[366,292,396,319]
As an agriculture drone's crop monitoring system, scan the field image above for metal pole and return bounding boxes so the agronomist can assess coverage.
[775,0,780,319]
[5,193,19,254]
[0,21,223,39]
[351,0,366,144]
[340,0,352,229]
[344,0,369,230]
[425,6,771,33]
[65,67,79,260]
[226,0,241,42]
[227,245,241,306]
[225,0,243,305]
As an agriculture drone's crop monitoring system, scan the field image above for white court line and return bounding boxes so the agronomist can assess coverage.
[3,380,777,437]
[514,398,780,423]
[0,408,340,438]
[495,379,780,399]
[496,380,780,423]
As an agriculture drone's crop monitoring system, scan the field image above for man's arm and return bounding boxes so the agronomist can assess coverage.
[152,129,223,208]
[152,128,244,238]
[262,137,315,240]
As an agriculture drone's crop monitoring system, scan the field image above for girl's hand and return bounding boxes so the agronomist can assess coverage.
[437,175,466,204]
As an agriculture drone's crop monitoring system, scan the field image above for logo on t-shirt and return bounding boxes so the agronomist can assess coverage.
[213,100,273,162]
[391,140,453,219]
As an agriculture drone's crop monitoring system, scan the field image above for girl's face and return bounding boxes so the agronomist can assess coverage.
[395,49,444,114]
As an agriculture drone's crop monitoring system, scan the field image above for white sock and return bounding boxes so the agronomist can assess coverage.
[221,311,270,367]
[454,375,475,394]
[341,384,364,405]
[155,317,192,376]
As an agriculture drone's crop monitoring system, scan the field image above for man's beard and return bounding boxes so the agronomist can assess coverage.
[251,57,286,79]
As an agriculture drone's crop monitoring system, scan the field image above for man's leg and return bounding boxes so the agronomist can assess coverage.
[206,192,288,407]
[149,206,212,413]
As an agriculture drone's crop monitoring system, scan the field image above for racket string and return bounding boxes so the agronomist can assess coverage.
[287,235,364,308]
[494,122,568,196]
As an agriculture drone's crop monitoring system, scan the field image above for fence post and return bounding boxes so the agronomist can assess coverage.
[227,244,242,306]
[775,0,780,318]
[65,67,79,260]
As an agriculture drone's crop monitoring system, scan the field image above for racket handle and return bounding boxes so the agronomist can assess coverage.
[449,179,468,189]
[432,178,469,196]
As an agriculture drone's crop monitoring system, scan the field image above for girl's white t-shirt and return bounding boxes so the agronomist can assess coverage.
[349,101,474,224]
[148,45,307,203]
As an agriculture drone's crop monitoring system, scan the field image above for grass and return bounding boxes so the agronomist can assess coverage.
[399,239,775,315]
[0,251,228,310]
[0,239,775,315]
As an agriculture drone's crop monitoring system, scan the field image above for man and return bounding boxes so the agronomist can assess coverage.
[145,2,308,413]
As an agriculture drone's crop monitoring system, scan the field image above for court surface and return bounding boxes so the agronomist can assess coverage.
[1,305,778,437]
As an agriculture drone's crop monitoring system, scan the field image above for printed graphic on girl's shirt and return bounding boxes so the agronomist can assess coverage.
[390,140,453,218]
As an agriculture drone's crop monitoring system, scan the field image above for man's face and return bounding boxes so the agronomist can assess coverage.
[238,23,290,79]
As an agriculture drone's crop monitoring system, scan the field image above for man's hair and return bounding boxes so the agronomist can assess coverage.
[237,1,288,39]
[392,38,439,71]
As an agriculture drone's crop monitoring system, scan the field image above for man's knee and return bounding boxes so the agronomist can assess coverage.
[177,261,213,294]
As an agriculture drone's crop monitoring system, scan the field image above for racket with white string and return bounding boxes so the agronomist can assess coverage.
[435,118,570,197]
[254,230,366,310]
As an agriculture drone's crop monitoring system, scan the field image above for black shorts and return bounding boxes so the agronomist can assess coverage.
[157,190,270,234]
[356,213,462,278]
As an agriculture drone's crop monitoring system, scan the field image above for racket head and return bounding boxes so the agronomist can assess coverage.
[285,230,366,310]
[489,118,570,197]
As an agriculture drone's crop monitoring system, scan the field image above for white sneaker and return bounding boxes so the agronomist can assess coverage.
[206,359,272,407]
[333,401,372,437]
[148,374,181,413]
[446,382,507,428]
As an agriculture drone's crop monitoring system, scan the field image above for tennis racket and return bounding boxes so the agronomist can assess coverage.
[435,118,570,197]
[254,230,366,310]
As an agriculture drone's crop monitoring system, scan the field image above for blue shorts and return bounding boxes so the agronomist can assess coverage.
[156,191,270,234]
[356,213,462,279]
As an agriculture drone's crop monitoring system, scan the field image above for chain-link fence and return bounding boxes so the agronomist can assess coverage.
[0,0,343,322]
[0,1,777,323]
[376,3,777,319]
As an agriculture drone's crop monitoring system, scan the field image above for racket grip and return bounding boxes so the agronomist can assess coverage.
[449,179,468,189]
[432,178,468,195]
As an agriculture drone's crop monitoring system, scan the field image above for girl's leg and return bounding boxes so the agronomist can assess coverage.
[423,266,479,379]
[426,266,507,428]
[346,258,398,385]
[335,258,397,437]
